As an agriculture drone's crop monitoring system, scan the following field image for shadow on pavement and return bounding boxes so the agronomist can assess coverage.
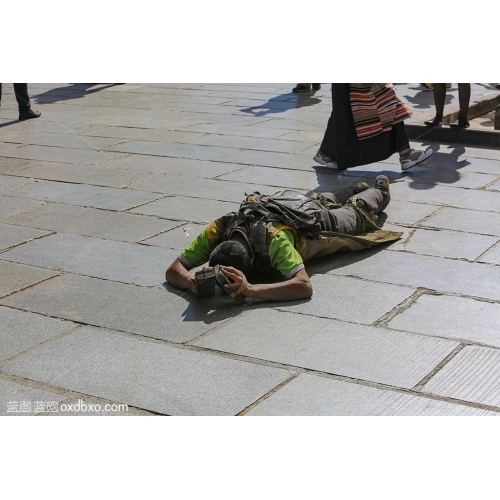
[402,146,469,190]
[0,119,20,129]
[33,84,122,104]
[240,92,322,117]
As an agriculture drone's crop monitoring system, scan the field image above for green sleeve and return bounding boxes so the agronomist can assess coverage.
[268,229,304,278]
[180,229,212,269]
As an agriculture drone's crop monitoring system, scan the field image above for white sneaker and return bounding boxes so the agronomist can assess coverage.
[313,150,338,169]
[400,148,433,171]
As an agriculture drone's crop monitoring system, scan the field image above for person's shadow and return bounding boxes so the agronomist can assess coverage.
[402,143,469,190]
[240,91,322,117]
[33,83,124,104]
[163,278,311,322]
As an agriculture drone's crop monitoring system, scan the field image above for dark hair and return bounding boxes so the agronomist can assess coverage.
[208,241,251,275]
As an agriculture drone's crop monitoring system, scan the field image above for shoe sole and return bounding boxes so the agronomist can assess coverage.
[313,155,337,169]
[401,150,433,171]
[19,113,41,121]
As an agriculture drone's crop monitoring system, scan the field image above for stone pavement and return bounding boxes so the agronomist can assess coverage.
[1,83,500,416]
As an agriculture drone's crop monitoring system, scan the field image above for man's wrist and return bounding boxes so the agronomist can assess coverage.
[242,282,257,298]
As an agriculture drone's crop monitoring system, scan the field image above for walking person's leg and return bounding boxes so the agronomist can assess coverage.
[14,83,41,121]
[425,83,446,127]
[397,119,433,171]
[13,83,31,110]
[450,83,471,128]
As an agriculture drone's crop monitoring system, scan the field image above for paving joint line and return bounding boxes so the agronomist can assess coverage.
[236,373,300,416]
[0,272,61,302]
[0,325,84,370]
[0,230,57,255]
[412,344,467,391]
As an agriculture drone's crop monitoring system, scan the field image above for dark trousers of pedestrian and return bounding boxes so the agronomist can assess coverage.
[318,184,389,235]
[0,84,31,110]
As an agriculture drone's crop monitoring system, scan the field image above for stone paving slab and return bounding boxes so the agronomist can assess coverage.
[83,126,206,143]
[9,161,154,188]
[422,346,500,408]
[477,243,500,265]
[0,233,179,286]
[0,378,66,416]
[388,294,500,347]
[0,223,49,251]
[383,200,440,225]
[218,165,322,190]
[421,207,500,237]
[215,150,317,171]
[0,274,239,343]
[187,133,311,154]
[278,130,324,143]
[329,250,500,301]
[2,144,129,165]
[275,274,415,325]
[0,306,75,362]
[449,145,500,162]
[1,327,292,416]
[390,181,500,212]
[0,175,34,193]
[399,165,498,190]
[98,155,242,177]
[0,158,41,174]
[0,260,58,298]
[129,174,276,203]
[488,178,500,191]
[105,140,238,161]
[141,223,208,250]
[255,115,328,132]
[246,374,498,416]
[414,151,500,175]
[183,123,293,139]
[0,203,176,242]
[193,309,457,389]
[9,132,129,150]
[5,180,163,211]
[390,227,499,261]
[130,195,240,223]
[88,114,203,130]
[0,142,22,154]
[0,195,44,218]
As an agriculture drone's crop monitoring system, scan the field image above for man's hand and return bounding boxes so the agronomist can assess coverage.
[220,266,312,302]
[219,266,248,297]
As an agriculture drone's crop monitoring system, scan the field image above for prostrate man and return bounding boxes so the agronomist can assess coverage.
[165,175,402,302]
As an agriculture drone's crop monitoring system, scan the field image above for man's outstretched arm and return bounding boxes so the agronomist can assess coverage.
[220,266,313,301]
[165,258,196,290]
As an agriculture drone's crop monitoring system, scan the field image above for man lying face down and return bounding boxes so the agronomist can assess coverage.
[165,175,401,302]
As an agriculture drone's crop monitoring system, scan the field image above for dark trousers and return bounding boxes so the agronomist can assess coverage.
[317,185,389,235]
[0,83,31,110]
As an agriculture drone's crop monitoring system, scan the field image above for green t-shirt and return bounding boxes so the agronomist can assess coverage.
[180,228,304,279]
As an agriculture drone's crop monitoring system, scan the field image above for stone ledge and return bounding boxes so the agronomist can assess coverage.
[407,124,500,148]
